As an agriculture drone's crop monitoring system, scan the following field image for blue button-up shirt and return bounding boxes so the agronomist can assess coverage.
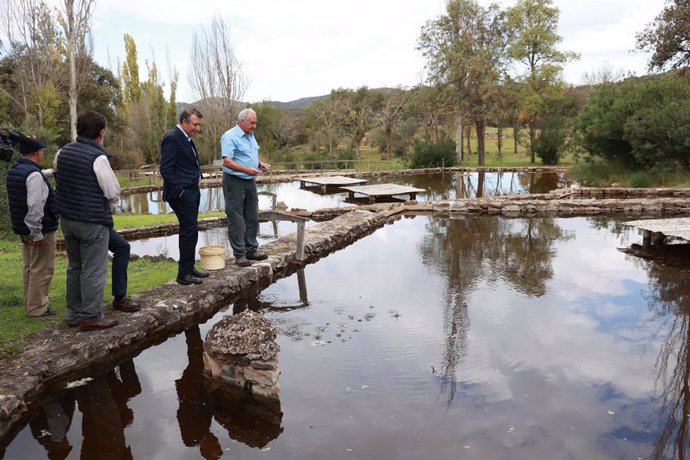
[221,124,260,180]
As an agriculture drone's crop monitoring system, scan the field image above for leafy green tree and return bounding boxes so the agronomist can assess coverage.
[334,86,375,158]
[370,88,409,160]
[418,0,508,165]
[409,138,456,168]
[575,74,690,169]
[407,84,453,144]
[121,34,141,106]
[304,93,346,154]
[636,0,690,71]
[506,0,578,163]
[534,88,576,165]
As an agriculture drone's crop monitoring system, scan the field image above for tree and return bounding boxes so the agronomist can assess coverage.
[418,0,509,165]
[506,0,578,163]
[0,0,66,133]
[407,84,453,144]
[636,0,690,71]
[189,16,246,163]
[58,0,95,141]
[304,93,346,154]
[575,74,690,169]
[370,88,409,160]
[121,33,140,106]
[335,86,374,158]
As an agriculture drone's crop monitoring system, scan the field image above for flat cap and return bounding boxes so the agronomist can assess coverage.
[17,135,46,154]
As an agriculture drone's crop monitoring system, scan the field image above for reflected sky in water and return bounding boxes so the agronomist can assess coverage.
[7,215,688,460]
[118,172,570,215]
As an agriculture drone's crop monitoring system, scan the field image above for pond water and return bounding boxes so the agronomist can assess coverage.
[118,171,571,215]
[3,215,689,460]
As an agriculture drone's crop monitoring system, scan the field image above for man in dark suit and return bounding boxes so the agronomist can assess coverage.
[159,108,210,285]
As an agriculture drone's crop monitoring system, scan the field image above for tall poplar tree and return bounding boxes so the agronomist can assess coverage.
[506,0,577,163]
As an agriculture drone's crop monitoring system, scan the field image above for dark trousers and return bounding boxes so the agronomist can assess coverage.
[169,185,200,277]
[223,174,259,258]
[108,229,130,299]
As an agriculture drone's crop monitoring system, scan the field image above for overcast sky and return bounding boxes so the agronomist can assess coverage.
[82,0,666,103]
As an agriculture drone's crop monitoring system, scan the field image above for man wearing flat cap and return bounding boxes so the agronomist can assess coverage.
[6,135,58,317]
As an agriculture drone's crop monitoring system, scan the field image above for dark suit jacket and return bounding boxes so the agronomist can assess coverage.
[159,126,203,202]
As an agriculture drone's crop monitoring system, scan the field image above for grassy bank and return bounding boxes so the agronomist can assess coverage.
[0,211,230,357]
[570,160,690,188]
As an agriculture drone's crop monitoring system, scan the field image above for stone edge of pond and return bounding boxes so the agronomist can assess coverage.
[0,208,392,442]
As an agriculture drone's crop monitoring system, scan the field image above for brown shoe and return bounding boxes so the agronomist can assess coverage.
[79,318,119,332]
[113,297,141,312]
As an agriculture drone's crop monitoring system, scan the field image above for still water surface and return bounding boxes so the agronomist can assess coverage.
[118,171,570,215]
[5,215,687,459]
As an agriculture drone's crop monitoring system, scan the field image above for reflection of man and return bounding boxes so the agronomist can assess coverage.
[176,326,213,446]
[56,110,120,332]
[29,393,75,459]
[6,136,59,317]
[159,108,209,285]
[76,368,137,459]
[221,108,271,267]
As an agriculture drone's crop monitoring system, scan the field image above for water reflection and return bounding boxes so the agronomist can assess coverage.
[12,215,690,459]
[619,243,690,459]
[118,172,570,215]
[26,359,140,460]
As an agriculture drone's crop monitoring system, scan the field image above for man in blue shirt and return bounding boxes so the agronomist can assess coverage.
[220,108,271,267]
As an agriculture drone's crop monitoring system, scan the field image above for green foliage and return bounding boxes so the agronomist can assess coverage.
[534,91,577,165]
[409,139,457,169]
[636,0,690,71]
[575,74,690,169]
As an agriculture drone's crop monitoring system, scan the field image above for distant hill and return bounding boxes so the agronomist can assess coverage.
[177,88,397,113]
[176,94,328,114]
[264,95,328,111]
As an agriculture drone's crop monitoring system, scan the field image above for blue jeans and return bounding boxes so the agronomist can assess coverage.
[169,185,201,277]
[108,229,130,299]
[223,174,259,258]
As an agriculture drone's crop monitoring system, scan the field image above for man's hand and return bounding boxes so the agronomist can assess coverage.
[259,161,271,172]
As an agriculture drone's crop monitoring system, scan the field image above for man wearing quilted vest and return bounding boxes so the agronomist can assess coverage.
[6,135,58,317]
[56,110,120,332]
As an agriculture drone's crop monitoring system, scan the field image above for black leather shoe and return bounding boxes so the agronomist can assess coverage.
[246,252,268,261]
[176,274,202,285]
[36,308,56,317]
[191,268,210,278]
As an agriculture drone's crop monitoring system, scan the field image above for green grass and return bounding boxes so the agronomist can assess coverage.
[0,234,178,358]
[113,211,225,229]
[570,159,690,188]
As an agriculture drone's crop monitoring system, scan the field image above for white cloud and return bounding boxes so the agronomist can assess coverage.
[48,0,669,101]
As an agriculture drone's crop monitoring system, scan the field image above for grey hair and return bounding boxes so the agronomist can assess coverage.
[237,108,256,122]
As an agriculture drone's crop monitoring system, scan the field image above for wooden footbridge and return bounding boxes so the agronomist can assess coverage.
[625,217,690,246]
[299,175,426,203]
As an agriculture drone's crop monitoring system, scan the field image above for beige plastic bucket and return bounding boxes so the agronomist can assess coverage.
[199,246,226,270]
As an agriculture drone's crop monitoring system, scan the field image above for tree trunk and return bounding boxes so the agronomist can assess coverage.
[465,125,473,156]
[454,114,463,164]
[475,118,486,166]
[528,122,537,163]
[513,122,519,154]
[497,126,503,162]
[67,4,78,141]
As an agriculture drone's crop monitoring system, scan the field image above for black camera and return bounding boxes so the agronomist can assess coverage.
[0,129,32,162]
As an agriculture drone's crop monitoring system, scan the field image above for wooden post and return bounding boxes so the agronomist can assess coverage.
[642,230,651,248]
[296,220,305,261]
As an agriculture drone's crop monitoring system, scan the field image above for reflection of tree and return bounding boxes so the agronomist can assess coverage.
[633,246,690,459]
[418,216,569,403]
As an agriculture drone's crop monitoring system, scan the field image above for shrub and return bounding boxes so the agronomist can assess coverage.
[408,139,456,169]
